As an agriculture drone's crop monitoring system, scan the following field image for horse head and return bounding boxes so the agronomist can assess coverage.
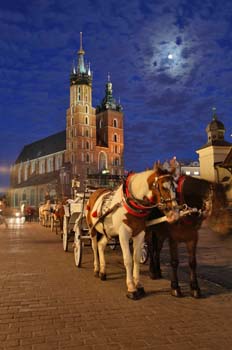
[149,163,178,212]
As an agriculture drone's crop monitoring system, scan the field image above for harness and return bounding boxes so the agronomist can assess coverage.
[176,175,186,204]
[122,172,172,218]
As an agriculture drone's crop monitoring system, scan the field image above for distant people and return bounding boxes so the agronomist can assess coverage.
[25,206,35,222]
[0,199,8,228]
[54,200,65,232]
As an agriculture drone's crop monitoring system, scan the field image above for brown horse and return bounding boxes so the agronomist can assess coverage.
[146,175,228,298]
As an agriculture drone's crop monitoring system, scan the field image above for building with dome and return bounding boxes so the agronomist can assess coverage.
[9,33,124,207]
[196,109,232,183]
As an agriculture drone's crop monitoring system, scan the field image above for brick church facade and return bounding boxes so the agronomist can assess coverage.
[9,33,124,208]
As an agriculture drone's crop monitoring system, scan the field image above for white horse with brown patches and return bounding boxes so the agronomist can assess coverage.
[86,164,178,300]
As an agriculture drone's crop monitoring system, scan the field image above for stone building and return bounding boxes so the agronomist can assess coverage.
[196,109,232,184]
[9,33,124,208]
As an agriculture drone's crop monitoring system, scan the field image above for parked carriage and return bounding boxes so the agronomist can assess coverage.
[62,190,118,267]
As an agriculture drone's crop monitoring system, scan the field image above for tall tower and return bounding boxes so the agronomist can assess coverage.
[65,32,97,188]
[96,74,124,175]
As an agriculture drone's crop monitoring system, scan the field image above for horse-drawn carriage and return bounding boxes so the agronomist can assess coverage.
[59,161,231,300]
[62,190,119,267]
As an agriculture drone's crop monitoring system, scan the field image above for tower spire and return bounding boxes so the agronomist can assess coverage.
[77,32,86,73]
[212,106,217,120]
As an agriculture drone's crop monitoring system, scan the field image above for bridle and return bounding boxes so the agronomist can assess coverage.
[150,174,176,206]
[122,172,176,217]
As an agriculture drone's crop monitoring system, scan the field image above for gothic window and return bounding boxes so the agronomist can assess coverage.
[86,141,89,149]
[31,161,35,174]
[85,129,89,137]
[86,153,90,163]
[39,188,44,202]
[99,151,107,171]
[31,189,35,205]
[113,118,118,128]
[72,153,75,164]
[39,160,45,174]
[113,133,117,142]
[86,105,89,113]
[22,190,26,201]
[114,157,119,166]
[14,192,19,207]
[24,163,28,181]
[85,115,89,125]
[47,158,53,172]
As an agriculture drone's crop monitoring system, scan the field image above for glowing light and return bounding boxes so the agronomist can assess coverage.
[168,53,173,60]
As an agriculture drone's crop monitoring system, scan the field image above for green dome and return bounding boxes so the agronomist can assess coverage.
[206,115,225,132]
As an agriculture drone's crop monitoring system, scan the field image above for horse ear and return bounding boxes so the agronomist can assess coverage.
[153,160,161,171]
[169,157,180,175]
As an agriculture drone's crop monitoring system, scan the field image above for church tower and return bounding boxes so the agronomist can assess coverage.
[196,108,232,182]
[65,33,97,187]
[96,74,124,176]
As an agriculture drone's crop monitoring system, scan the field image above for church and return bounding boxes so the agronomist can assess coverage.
[9,33,124,208]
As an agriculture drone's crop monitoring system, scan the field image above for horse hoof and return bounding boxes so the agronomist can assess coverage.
[137,287,146,297]
[99,273,107,281]
[126,291,140,300]
[171,288,183,298]
[94,271,99,278]
[191,289,201,298]
[149,272,162,280]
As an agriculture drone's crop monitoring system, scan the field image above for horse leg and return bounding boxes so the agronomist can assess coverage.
[132,231,145,297]
[91,235,100,277]
[97,235,108,280]
[118,227,138,299]
[169,238,182,297]
[148,231,166,279]
[186,238,201,298]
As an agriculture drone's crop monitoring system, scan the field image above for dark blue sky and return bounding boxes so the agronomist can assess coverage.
[0,0,232,192]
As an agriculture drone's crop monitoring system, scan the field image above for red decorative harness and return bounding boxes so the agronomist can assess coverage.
[122,173,155,218]
[176,175,186,204]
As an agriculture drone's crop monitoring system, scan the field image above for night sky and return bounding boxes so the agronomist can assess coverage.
[1,0,232,192]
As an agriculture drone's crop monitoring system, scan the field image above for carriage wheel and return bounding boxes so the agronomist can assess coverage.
[63,231,69,251]
[74,229,83,267]
[109,237,117,250]
[140,241,149,264]
[50,216,54,232]
[62,216,69,251]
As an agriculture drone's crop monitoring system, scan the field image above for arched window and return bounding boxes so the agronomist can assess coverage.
[98,151,107,172]
[85,129,89,137]
[14,192,19,207]
[39,188,44,202]
[22,190,26,201]
[86,141,89,149]
[113,133,117,142]
[85,105,89,113]
[31,189,35,205]
[113,119,118,128]
[85,115,89,125]
[86,153,90,163]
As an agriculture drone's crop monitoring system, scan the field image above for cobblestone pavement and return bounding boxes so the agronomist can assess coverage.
[0,221,231,350]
